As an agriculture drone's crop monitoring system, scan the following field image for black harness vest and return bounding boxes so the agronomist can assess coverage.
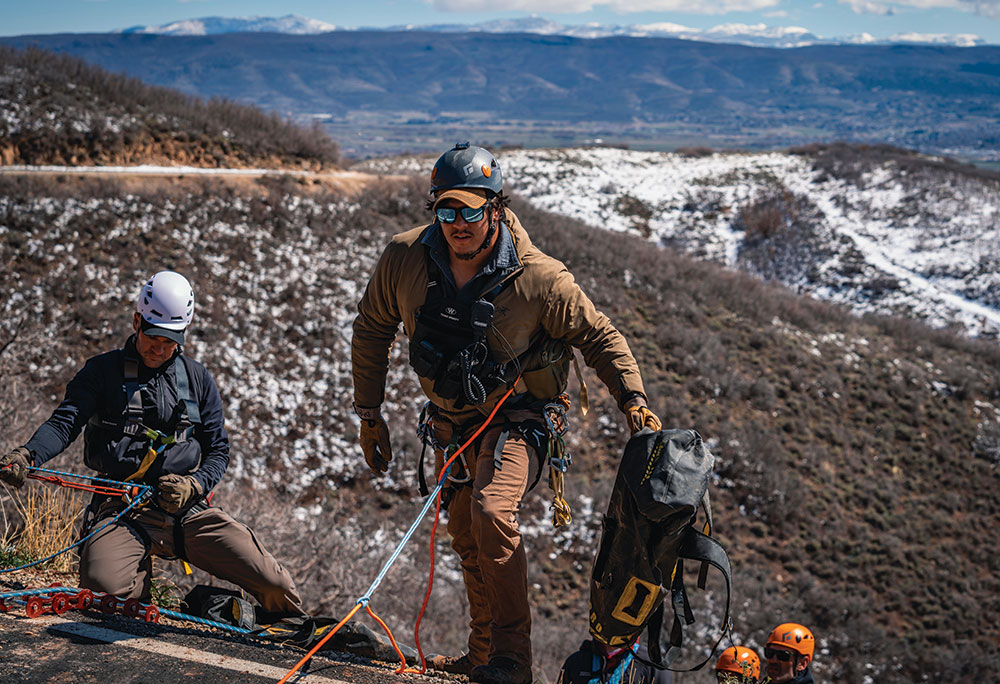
[408,259,519,408]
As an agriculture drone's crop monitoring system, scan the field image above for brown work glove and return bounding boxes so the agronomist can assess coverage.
[156,474,203,513]
[624,399,662,435]
[359,412,393,475]
[0,447,30,489]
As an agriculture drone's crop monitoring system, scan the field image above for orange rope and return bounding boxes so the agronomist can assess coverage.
[275,380,521,684]
[365,604,415,674]
[275,602,361,684]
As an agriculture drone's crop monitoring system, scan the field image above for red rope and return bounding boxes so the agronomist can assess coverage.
[412,490,444,673]
[275,379,520,684]
[26,473,128,498]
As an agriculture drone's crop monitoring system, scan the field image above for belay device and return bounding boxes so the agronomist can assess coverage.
[589,428,731,670]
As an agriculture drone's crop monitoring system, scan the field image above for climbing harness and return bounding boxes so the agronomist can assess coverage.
[275,379,522,684]
[0,466,154,575]
[416,391,577,528]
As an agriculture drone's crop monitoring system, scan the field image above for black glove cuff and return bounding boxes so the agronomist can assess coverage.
[353,403,382,421]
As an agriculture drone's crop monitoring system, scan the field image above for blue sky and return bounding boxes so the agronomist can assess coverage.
[3,0,999,44]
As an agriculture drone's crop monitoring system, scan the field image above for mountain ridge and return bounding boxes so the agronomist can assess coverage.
[2,34,997,160]
[111,13,988,48]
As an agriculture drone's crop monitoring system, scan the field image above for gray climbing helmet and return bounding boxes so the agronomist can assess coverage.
[430,142,503,196]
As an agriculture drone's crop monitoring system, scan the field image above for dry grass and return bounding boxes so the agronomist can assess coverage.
[0,482,84,573]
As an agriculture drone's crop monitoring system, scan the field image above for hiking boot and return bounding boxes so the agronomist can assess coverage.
[470,656,532,684]
[427,652,475,675]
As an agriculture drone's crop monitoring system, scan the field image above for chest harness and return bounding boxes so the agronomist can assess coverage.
[408,260,519,410]
[87,353,201,482]
[84,353,207,568]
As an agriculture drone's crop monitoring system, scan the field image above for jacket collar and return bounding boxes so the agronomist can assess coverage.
[421,213,522,295]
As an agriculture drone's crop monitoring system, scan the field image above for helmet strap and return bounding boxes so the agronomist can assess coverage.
[454,202,498,262]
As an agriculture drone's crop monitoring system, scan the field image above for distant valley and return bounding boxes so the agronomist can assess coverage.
[2,31,998,159]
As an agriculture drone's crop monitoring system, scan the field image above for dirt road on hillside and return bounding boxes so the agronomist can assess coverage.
[0,165,413,196]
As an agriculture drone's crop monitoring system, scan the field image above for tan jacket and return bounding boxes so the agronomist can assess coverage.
[351,208,646,422]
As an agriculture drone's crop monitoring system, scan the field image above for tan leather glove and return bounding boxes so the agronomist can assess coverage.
[0,447,30,489]
[625,399,662,435]
[359,411,393,475]
[156,474,203,513]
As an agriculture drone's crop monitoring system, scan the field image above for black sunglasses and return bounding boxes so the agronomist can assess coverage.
[436,206,486,224]
[764,647,794,662]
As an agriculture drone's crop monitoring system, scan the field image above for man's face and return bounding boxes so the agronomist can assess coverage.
[132,313,179,368]
[438,199,496,261]
[765,646,802,683]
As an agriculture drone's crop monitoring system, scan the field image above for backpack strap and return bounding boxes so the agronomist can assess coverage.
[635,528,732,672]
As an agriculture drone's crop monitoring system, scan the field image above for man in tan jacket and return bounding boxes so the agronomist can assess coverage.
[351,143,661,684]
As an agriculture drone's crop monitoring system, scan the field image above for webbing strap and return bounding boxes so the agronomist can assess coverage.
[123,356,144,436]
[173,355,201,426]
[571,352,589,416]
[125,445,164,483]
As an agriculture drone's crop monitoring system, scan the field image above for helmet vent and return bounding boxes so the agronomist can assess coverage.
[150,308,164,317]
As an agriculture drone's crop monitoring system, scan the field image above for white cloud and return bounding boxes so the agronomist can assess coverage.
[430,0,783,14]
[840,0,896,13]
[840,0,1000,19]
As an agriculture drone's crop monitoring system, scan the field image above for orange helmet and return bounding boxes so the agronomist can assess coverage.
[766,623,815,660]
[715,646,761,679]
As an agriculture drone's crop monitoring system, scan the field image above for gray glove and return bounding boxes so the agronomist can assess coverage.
[156,474,203,513]
[0,447,30,489]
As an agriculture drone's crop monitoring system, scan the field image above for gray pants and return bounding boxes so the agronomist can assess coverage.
[79,501,304,615]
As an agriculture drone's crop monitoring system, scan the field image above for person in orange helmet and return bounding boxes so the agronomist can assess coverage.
[715,645,761,683]
[764,623,815,684]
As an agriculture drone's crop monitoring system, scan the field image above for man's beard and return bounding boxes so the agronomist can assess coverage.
[455,215,497,261]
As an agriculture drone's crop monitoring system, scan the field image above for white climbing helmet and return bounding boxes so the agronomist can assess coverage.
[135,271,194,344]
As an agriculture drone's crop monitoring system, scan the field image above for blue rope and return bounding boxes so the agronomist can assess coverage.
[1,468,154,574]
[0,587,78,599]
[355,463,452,605]
[158,607,253,634]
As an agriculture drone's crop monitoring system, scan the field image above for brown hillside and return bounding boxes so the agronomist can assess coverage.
[1,172,998,683]
[0,46,340,169]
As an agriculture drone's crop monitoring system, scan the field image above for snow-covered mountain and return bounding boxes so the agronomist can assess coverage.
[117,14,985,48]
[358,146,1000,340]
[119,14,338,36]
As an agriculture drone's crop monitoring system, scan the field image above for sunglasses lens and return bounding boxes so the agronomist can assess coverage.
[435,207,457,223]
[765,648,792,661]
[460,206,485,222]
[436,206,486,223]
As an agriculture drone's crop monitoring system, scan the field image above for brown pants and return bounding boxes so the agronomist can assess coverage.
[79,501,303,615]
[433,408,540,668]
